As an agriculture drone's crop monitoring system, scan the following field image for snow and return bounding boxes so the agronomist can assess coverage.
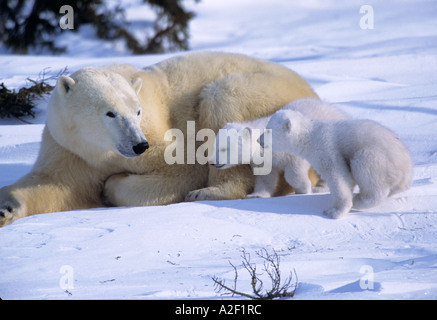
[1,0,437,300]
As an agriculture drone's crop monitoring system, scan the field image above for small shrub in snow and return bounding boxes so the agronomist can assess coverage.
[212,248,298,300]
[0,67,67,122]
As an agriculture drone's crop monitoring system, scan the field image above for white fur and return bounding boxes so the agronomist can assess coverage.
[0,52,320,227]
[209,98,349,198]
[267,109,413,218]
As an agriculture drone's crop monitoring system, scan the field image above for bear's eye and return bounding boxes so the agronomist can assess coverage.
[106,111,116,118]
[137,110,141,116]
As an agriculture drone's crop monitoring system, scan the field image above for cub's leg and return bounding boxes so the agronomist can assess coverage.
[246,167,280,198]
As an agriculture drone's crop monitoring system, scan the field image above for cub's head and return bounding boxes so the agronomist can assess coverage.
[208,124,262,169]
[47,67,149,162]
[264,110,311,153]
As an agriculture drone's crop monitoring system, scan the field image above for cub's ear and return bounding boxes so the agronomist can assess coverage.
[131,77,142,94]
[241,127,252,141]
[284,118,292,133]
[57,76,75,95]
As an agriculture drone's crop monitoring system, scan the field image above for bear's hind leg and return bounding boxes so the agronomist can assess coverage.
[197,72,317,132]
[352,191,389,210]
[352,177,390,210]
[350,150,390,210]
[323,171,355,219]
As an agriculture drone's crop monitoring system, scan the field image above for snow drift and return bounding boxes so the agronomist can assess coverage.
[1,0,437,299]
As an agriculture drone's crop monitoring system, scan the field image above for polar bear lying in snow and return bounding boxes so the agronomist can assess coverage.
[263,109,413,218]
[209,98,349,198]
[0,52,320,227]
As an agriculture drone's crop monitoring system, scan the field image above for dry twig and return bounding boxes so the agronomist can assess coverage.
[212,248,298,300]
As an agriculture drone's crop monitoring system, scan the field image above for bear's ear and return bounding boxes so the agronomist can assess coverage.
[57,76,75,95]
[284,118,292,133]
[131,77,142,95]
[241,127,251,141]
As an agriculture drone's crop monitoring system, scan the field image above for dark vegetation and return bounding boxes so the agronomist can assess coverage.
[0,0,200,120]
[212,248,298,300]
[0,68,67,122]
[0,0,200,54]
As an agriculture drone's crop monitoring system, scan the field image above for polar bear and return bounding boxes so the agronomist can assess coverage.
[209,99,349,198]
[0,52,319,227]
[264,109,413,218]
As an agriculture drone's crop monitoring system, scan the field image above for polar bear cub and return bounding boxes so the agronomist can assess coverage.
[209,115,300,198]
[264,109,413,218]
[209,98,349,198]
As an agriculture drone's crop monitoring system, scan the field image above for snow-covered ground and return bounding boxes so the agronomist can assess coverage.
[1,0,437,300]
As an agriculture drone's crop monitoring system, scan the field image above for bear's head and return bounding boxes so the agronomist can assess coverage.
[264,110,311,154]
[208,125,263,169]
[47,67,149,164]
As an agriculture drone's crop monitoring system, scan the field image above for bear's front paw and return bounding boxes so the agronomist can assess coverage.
[185,187,222,201]
[245,191,271,199]
[102,173,130,206]
[0,196,22,227]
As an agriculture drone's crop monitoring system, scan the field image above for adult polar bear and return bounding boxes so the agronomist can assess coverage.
[0,51,318,227]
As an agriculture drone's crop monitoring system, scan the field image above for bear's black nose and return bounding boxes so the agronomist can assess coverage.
[133,141,149,155]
